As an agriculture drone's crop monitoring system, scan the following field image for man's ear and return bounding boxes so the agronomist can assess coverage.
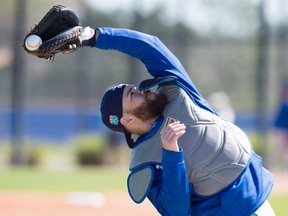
[120,114,133,127]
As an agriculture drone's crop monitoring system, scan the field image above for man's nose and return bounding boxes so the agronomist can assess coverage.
[133,88,144,95]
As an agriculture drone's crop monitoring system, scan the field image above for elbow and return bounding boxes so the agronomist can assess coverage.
[147,34,164,47]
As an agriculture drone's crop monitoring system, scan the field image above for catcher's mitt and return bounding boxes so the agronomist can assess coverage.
[23,5,83,60]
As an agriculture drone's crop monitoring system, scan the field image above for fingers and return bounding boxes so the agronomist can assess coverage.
[161,121,186,152]
[162,122,186,140]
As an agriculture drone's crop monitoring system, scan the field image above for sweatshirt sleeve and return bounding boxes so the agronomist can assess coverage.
[148,148,191,216]
[95,27,192,82]
[94,27,216,114]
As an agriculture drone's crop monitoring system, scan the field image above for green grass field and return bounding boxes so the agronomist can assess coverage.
[0,167,128,192]
[0,167,286,215]
[269,194,288,216]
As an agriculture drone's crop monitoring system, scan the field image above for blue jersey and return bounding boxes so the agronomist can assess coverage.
[95,27,274,216]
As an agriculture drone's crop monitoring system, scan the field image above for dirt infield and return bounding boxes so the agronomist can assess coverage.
[0,191,159,216]
[0,172,286,216]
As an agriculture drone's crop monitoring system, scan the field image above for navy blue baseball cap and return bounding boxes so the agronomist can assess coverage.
[100,84,135,148]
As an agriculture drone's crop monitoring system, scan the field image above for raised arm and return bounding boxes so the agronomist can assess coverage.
[95,27,191,81]
[94,27,216,114]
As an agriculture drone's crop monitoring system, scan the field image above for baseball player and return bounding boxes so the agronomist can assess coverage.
[22,7,275,214]
[82,27,275,216]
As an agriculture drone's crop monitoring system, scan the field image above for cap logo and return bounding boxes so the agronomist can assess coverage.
[109,115,119,125]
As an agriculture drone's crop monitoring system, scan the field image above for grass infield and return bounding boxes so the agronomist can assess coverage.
[0,166,128,192]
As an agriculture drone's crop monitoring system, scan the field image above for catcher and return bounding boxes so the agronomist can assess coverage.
[24,5,275,216]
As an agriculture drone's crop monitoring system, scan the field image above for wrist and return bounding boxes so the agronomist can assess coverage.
[163,145,179,152]
[80,27,96,47]
[162,147,184,165]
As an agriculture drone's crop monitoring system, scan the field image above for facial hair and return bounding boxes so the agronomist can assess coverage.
[130,91,168,121]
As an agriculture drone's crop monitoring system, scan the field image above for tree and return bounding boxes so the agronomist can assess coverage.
[10,0,27,165]
[255,0,270,163]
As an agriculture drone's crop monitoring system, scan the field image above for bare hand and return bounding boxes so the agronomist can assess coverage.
[161,121,186,152]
